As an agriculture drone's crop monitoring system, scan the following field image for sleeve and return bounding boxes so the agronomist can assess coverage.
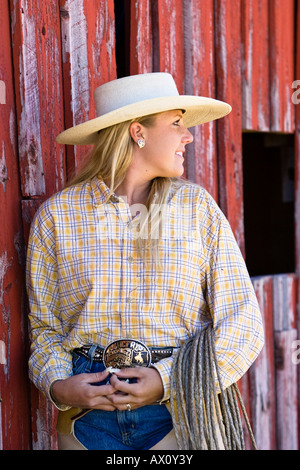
[205,208,264,391]
[26,207,73,410]
[151,357,173,402]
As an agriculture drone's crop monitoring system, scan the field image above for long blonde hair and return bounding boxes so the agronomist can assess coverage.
[66,113,183,264]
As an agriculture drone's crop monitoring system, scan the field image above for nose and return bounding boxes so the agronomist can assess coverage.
[182,127,193,144]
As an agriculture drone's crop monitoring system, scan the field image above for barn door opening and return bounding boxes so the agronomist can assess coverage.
[114,0,130,77]
[242,132,295,276]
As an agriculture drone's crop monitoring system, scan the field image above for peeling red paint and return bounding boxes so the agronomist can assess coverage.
[241,0,270,131]
[1,0,299,450]
[269,0,295,133]
[215,0,244,254]
[130,0,152,75]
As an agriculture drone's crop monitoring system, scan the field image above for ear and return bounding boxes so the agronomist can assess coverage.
[129,122,145,144]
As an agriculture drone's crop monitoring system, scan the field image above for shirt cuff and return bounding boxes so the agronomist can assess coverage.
[40,366,72,411]
[151,356,174,402]
[49,380,72,411]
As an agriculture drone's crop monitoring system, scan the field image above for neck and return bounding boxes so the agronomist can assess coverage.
[115,178,152,206]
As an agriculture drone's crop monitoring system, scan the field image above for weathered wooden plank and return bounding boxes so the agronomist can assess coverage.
[182,0,218,201]
[241,0,270,131]
[249,276,276,449]
[295,0,300,450]
[0,0,31,450]
[10,0,66,198]
[154,0,185,94]
[214,0,245,254]
[130,0,153,75]
[21,199,57,450]
[274,329,298,449]
[272,274,298,449]
[272,273,296,331]
[29,384,58,450]
[269,0,295,132]
[59,0,117,179]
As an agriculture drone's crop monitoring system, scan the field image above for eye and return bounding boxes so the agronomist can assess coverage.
[173,119,181,126]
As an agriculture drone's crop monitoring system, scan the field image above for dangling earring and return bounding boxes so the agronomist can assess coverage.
[137,139,145,149]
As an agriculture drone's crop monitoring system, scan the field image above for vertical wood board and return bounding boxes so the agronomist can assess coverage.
[130,0,153,75]
[275,329,298,449]
[0,0,31,450]
[183,0,218,201]
[294,0,300,450]
[214,0,245,254]
[269,0,295,132]
[250,276,276,449]
[241,0,270,131]
[10,0,66,198]
[272,273,297,331]
[156,0,185,94]
[59,0,117,178]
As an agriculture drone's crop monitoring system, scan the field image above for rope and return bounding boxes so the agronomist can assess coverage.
[170,325,258,450]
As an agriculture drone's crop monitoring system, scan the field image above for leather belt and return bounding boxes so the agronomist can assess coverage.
[73,338,179,369]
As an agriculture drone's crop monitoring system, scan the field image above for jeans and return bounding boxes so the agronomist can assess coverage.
[71,347,173,450]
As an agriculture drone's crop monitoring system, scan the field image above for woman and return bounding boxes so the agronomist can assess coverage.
[26,73,264,450]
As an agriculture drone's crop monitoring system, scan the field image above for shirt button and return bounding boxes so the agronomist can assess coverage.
[126,297,132,303]
[127,256,134,262]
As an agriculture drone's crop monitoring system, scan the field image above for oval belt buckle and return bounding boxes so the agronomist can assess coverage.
[103,338,152,369]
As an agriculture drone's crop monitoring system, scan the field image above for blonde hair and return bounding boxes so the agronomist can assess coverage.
[66,114,183,265]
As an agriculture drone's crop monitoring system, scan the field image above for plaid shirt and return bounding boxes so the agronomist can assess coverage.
[26,177,264,409]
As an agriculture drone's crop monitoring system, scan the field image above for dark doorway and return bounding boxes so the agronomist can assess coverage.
[242,132,295,276]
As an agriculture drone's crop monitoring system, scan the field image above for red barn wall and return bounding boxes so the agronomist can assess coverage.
[0,0,299,449]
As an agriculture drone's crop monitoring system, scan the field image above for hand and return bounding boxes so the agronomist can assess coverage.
[51,370,118,410]
[107,367,164,411]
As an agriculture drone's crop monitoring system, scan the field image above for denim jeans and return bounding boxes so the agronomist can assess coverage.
[71,347,173,450]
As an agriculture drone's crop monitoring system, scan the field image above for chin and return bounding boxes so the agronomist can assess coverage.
[155,166,184,178]
[172,167,185,177]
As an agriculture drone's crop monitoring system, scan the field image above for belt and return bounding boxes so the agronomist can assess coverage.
[73,338,179,369]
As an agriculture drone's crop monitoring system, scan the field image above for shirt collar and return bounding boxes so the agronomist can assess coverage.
[90,176,120,206]
[90,175,181,207]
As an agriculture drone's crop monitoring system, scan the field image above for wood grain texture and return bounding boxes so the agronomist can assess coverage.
[183,0,218,201]
[249,276,276,450]
[10,0,66,198]
[130,0,153,74]
[295,0,300,451]
[0,0,299,450]
[214,0,245,254]
[269,0,295,132]
[59,0,117,178]
[0,0,31,450]
[241,0,270,131]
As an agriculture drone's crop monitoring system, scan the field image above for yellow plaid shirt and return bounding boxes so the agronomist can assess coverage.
[26,177,264,408]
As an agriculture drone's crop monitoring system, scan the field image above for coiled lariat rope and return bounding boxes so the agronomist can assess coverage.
[170,325,257,450]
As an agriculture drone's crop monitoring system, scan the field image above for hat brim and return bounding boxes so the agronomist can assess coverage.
[56,96,231,145]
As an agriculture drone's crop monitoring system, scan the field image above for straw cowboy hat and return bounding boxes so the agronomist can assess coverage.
[56,73,232,145]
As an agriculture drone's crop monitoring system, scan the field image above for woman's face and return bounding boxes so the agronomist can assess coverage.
[130,110,194,180]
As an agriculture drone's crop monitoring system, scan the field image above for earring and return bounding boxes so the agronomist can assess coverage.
[137,139,145,149]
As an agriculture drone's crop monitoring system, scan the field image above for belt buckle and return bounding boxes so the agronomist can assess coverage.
[103,338,152,369]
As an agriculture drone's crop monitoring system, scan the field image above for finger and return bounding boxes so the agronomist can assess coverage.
[112,367,143,379]
[84,370,110,384]
[107,394,138,412]
[92,395,119,410]
[109,374,136,393]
